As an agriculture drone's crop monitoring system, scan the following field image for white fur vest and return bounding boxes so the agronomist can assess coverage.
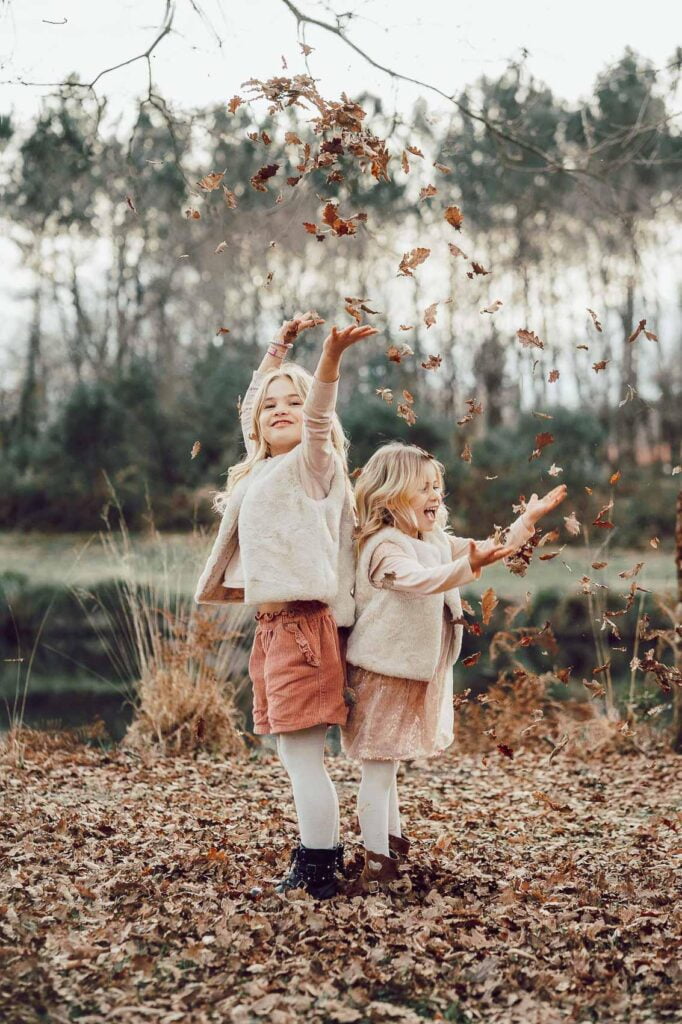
[345,526,465,681]
[193,446,355,627]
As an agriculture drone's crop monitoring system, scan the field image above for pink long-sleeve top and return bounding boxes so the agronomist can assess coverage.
[222,368,338,588]
[368,514,535,595]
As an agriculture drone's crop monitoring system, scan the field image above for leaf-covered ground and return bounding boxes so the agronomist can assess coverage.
[1,741,681,1024]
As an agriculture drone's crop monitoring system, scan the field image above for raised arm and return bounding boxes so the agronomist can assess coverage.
[240,312,324,457]
[300,323,379,497]
[369,542,479,596]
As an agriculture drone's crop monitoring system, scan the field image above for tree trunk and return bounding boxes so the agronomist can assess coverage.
[671,489,682,752]
[15,283,42,456]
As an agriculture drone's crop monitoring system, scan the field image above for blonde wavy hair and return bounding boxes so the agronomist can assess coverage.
[354,442,449,552]
[213,363,351,513]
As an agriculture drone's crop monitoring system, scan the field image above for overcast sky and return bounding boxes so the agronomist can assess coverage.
[1,0,679,128]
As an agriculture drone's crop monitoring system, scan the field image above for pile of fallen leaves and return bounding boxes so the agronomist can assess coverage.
[2,737,680,1023]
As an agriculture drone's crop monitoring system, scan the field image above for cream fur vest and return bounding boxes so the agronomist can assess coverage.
[193,446,355,627]
[346,525,464,681]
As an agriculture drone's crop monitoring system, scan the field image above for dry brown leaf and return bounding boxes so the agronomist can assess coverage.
[423,302,438,328]
[197,172,225,191]
[444,205,463,229]
[517,328,544,350]
[481,587,498,626]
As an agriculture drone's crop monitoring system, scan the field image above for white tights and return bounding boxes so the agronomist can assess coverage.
[357,760,401,857]
[276,725,339,850]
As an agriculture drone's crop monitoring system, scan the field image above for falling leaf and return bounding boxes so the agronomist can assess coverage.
[421,354,442,370]
[214,241,228,255]
[564,512,581,537]
[448,243,467,260]
[467,261,489,279]
[529,432,555,461]
[401,151,410,174]
[587,308,603,332]
[444,206,463,230]
[592,360,609,372]
[609,470,621,485]
[185,208,201,219]
[215,327,231,336]
[628,318,647,344]
[583,678,606,698]
[480,587,498,625]
[532,411,553,420]
[434,162,452,174]
[402,389,414,404]
[576,344,589,350]
[460,442,472,463]
[538,529,560,547]
[399,325,414,332]
[419,185,438,201]
[497,744,514,760]
[197,172,225,192]
[299,42,314,56]
[396,403,417,426]
[539,548,565,561]
[517,329,544,350]
[222,186,238,208]
[228,95,243,114]
[618,384,637,407]
[397,247,431,277]
[548,464,563,477]
[125,195,138,214]
[350,467,362,479]
[593,660,611,676]
[386,344,413,364]
[303,222,318,234]
[481,300,503,315]
[618,562,644,580]
[650,537,660,549]
[190,441,201,460]
[462,652,481,667]
[672,466,681,476]
[593,501,615,530]
[321,201,359,237]
[424,302,438,328]
[250,163,279,192]
[548,369,560,383]
[375,388,393,403]
[406,145,424,158]
[591,561,608,570]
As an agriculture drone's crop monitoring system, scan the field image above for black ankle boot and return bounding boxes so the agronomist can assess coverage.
[335,843,346,879]
[276,843,338,900]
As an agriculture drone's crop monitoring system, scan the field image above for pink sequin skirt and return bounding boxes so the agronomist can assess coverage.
[341,613,456,761]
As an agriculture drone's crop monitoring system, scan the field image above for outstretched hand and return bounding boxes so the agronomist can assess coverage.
[277,310,325,344]
[468,538,515,574]
[323,324,379,356]
[524,484,568,525]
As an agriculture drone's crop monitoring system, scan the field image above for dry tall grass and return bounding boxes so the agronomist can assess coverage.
[75,495,251,758]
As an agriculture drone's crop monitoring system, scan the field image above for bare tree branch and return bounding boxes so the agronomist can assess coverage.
[3,0,175,97]
[277,0,681,191]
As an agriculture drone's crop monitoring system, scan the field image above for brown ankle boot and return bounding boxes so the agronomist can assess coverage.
[388,834,410,861]
[357,849,400,894]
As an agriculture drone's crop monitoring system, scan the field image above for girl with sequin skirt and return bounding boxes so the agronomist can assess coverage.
[195,313,378,899]
[342,442,567,892]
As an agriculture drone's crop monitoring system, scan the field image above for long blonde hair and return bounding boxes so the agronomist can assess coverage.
[354,442,448,552]
[213,363,350,513]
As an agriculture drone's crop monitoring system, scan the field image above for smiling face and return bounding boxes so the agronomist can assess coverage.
[258,375,305,456]
[407,460,443,535]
